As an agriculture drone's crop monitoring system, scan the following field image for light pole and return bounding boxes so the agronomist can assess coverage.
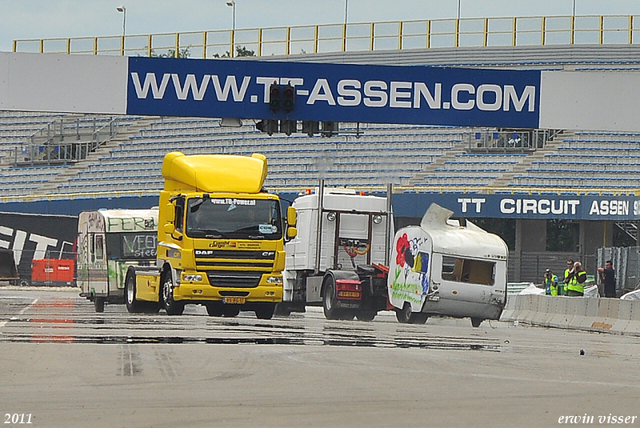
[457,0,461,20]
[116,5,126,55]
[226,0,235,57]
[344,0,348,26]
[572,0,576,17]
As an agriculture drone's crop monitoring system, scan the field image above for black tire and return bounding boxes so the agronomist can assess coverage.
[125,272,144,313]
[255,304,275,320]
[411,313,429,325]
[471,317,483,328]
[356,311,377,322]
[338,310,356,321]
[161,274,184,315]
[395,302,413,323]
[94,297,105,313]
[143,302,161,313]
[206,302,223,317]
[322,279,340,320]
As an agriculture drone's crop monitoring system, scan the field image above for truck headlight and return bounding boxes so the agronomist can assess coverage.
[266,276,282,284]
[183,274,202,282]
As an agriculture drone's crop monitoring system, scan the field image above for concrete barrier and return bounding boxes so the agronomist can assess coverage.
[500,295,517,321]
[569,297,599,330]
[500,295,640,336]
[530,295,551,326]
[626,300,640,334]
[547,297,572,328]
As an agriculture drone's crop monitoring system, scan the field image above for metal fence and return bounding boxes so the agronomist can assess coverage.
[596,246,640,295]
[467,128,562,152]
[13,15,640,58]
[9,116,123,166]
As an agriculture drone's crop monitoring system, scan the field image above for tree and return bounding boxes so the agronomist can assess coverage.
[213,45,255,58]
[149,47,191,58]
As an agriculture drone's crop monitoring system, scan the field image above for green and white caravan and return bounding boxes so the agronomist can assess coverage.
[77,209,158,312]
[388,203,508,327]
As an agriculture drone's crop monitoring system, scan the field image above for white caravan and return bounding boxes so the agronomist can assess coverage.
[388,203,508,327]
[77,209,158,312]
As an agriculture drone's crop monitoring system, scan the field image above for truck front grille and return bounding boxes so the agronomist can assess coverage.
[206,271,262,288]
[195,249,275,270]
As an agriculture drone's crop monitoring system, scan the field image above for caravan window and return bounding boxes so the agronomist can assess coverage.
[440,255,495,286]
[95,235,104,261]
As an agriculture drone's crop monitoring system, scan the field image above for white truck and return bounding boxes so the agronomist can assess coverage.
[279,184,508,327]
[278,184,393,321]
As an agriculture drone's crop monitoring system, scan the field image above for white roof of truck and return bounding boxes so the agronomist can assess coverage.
[293,189,389,212]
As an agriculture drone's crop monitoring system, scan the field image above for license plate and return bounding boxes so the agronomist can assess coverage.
[223,297,246,304]
[338,291,361,298]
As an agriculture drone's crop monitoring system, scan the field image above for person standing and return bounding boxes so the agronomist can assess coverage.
[544,269,559,296]
[598,260,617,298]
[561,259,575,296]
[565,261,587,297]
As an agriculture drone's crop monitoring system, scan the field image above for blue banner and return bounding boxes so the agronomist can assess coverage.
[393,193,640,221]
[126,57,541,128]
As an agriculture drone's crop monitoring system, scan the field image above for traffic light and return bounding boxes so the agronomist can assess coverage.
[269,83,281,112]
[280,120,297,136]
[282,84,295,112]
[256,119,278,136]
[302,121,319,136]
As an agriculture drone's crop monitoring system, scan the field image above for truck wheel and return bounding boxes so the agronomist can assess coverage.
[255,304,275,320]
[125,272,144,313]
[161,274,184,316]
[94,297,105,313]
[356,311,376,322]
[471,317,483,328]
[322,280,340,320]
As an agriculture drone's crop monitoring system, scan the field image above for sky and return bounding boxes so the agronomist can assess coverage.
[2,0,640,53]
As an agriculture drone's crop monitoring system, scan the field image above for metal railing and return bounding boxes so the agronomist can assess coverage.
[10,116,124,166]
[12,15,640,58]
[468,128,562,152]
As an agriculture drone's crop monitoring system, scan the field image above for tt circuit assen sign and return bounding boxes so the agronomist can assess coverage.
[125,57,540,128]
[392,193,640,221]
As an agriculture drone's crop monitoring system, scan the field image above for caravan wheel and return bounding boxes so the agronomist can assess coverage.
[94,297,105,313]
[396,302,413,324]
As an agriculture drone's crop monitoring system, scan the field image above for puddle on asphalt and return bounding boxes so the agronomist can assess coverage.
[0,332,500,351]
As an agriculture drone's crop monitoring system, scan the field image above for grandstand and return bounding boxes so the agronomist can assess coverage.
[2,109,640,199]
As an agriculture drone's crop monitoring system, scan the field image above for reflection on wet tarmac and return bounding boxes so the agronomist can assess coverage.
[0,293,500,352]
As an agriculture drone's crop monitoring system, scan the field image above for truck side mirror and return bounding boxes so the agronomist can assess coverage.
[163,223,175,235]
[287,206,297,226]
[165,203,175,222]
[287,226,297,239]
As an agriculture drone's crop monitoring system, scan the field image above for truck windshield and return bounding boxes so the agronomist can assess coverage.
[185,197,282,240]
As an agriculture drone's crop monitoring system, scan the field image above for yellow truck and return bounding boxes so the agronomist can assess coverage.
[124,151,296,319]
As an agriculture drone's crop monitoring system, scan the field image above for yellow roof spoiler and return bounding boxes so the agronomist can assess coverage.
[162,152,267,194]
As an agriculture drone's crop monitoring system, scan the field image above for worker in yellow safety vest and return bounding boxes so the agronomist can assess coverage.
[544,269,559,296]
[564,261,587,296]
